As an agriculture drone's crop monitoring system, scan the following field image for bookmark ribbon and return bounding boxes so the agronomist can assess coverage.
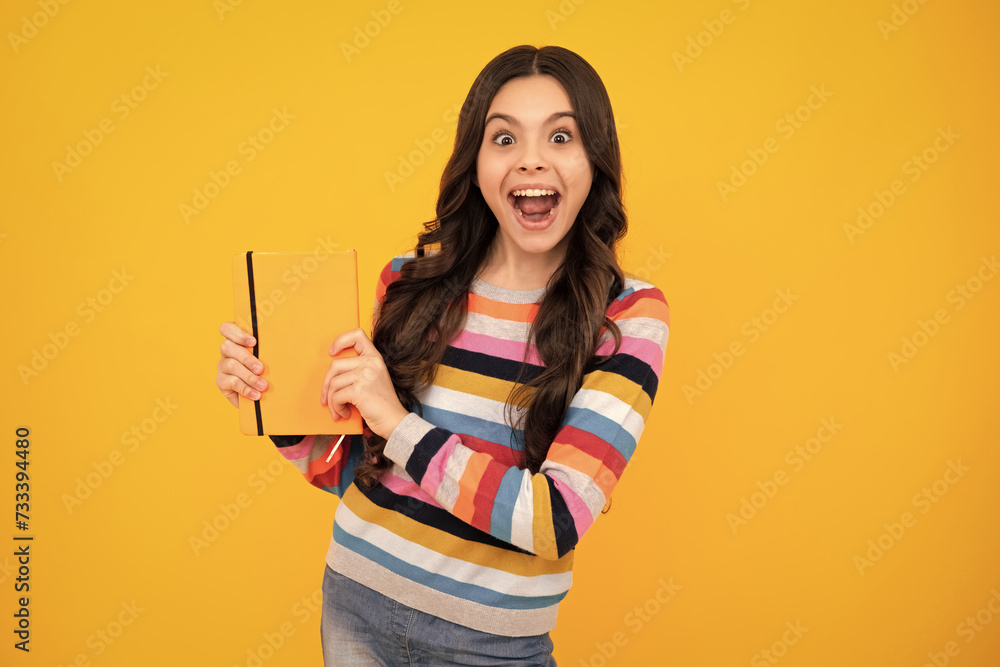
[246,251,264,436]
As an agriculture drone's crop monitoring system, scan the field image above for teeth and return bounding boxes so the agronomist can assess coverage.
[512,188,557,197]
[514,206,556,219]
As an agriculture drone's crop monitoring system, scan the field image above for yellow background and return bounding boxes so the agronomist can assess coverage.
[2,0,998,665]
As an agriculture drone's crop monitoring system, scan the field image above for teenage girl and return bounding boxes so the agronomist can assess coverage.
[215,44,670,666]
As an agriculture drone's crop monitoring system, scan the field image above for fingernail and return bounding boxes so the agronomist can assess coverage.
[250,390,260,399]
[247,337,256,346]
[253,363,263,373]
[256,379,267,389]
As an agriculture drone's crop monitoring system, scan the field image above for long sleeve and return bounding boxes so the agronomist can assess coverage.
[381,284,670,560]
[269,433,364,498]
[262,259,406,497]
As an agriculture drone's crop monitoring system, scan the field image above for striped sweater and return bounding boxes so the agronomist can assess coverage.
[270,254,670,637]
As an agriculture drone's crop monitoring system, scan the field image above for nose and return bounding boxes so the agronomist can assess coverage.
[517,139,548,172]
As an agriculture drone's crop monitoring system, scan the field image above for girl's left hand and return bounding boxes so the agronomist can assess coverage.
[320,328,410,440]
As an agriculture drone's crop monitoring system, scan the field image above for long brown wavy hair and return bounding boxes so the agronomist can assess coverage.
[354,44,628,489]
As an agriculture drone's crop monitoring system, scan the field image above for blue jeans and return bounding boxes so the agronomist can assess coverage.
[321,565,557,666]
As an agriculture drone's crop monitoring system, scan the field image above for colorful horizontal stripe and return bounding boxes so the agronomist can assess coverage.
[273,254,670,636]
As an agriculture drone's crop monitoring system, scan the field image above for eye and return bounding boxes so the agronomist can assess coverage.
[491,130,514,146]
[551,128,573,144]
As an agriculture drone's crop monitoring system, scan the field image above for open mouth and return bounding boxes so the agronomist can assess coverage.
[507,188,561,225]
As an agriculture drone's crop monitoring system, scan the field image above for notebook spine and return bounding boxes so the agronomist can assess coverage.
[245,251,264,436]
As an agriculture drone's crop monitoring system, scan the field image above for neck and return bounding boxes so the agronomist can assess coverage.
[477,235,567,291]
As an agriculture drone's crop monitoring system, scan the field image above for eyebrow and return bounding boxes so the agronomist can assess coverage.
[484,111,576,126]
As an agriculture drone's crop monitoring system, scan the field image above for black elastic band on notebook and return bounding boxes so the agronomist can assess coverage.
[246,251,264,436]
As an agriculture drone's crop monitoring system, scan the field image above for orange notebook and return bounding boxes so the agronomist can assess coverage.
[232,250,364,436]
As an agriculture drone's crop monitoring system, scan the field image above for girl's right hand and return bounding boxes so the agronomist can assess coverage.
[215,322,269,408]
